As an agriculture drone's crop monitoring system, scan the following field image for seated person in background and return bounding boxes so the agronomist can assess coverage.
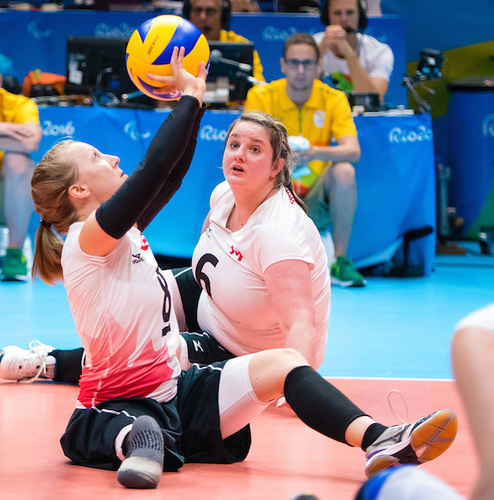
[230,0,259,12]
[0,54,41,281]
[183,0,265,82]
[452,303,494,500]
[244,33,365,288]
[277,0,321,13]
[314,0,393,103]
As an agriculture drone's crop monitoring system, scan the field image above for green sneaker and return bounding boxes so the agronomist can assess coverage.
[330,256,366,288]
[1,248,28,282]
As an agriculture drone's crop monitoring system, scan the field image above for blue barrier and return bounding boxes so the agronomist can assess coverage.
[448,83,494,238]
[35,105,435,274]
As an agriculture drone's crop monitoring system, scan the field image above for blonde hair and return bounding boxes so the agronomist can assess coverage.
[226,111,307,211]
[31,140,79,285]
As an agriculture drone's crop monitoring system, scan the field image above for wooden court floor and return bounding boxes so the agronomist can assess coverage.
[2,242,490,499]
[0,377,475,500]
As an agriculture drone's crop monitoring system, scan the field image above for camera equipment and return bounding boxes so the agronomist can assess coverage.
[402,48,444,113]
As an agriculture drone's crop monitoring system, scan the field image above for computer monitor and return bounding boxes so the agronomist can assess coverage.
[65,36,135,98]
[205,41,255,103]
[65,37,255,105]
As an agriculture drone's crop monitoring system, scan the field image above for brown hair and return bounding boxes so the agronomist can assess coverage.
[31,140,79,285]
[282,32,320,61]
[227,111,306,212]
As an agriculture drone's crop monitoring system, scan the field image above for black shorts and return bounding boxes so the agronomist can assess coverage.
[60,361,251,472]
[181,331,235,365]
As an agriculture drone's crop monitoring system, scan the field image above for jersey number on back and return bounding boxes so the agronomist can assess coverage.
[156,267,172,337]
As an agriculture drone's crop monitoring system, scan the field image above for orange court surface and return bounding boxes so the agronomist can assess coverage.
[0,377,477,499]
[1,245,490,499]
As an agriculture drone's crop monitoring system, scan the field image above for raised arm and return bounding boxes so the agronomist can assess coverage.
[79,48,207,256]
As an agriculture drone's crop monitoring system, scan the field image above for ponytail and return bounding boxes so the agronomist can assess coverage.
[32,222,64,285]
[31,140,79,285]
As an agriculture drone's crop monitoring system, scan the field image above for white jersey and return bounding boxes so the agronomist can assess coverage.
[313,31,394,82]
[62,223,181,409]
[192,181,331,368]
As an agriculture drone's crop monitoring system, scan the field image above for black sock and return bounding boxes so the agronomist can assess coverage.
[50,348,85,385]
[361,423,388,451]
[284,365,368,445]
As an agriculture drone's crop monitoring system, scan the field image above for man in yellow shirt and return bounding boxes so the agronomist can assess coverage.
[245,32,365,287]
[0,55,41,281]
[183,0,264,83]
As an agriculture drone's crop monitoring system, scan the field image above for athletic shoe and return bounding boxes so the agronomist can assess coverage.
[364,409,458,478]
[117,415,164,489]
[1,248,28,281]
[330,256,366,288]
[0,340,54,382]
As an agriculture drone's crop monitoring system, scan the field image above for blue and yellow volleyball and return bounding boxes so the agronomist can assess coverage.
[126,15,210,101]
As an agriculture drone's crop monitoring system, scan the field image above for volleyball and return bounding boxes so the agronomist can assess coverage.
[126,15,210,101]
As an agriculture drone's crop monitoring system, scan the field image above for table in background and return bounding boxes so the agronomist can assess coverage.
[34,106,436,274]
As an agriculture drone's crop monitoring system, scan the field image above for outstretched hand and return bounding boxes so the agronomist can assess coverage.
[146,46,207,105]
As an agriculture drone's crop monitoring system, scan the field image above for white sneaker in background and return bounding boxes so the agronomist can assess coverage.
[0,340,55,382]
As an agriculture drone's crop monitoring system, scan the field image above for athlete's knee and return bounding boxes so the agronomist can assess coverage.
[248,349,308,403]
[253,348,307,376]
[329,161,356,186]
[277,348,308,367]
[3,153,34,176]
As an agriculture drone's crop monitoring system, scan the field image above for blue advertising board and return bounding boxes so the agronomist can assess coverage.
[34,105,435,273]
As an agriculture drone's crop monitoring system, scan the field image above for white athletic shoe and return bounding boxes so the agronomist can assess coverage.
[0,340,54,382]
[364,409,458,478]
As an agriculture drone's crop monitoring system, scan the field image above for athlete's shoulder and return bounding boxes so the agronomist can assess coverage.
[210,180,231,205]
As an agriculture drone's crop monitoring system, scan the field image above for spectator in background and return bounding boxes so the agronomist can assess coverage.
[314,0,393,103]
[244,32,365,288]
[277,0,321,13]
[230,0,259,12]
[183,0,265,82]
[0,54,41,281]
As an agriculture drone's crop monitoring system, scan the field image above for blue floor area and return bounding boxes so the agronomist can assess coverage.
[324,255,492,380]
[1,242,492,381]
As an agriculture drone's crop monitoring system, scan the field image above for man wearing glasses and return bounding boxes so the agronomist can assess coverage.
[244,32,365,288]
